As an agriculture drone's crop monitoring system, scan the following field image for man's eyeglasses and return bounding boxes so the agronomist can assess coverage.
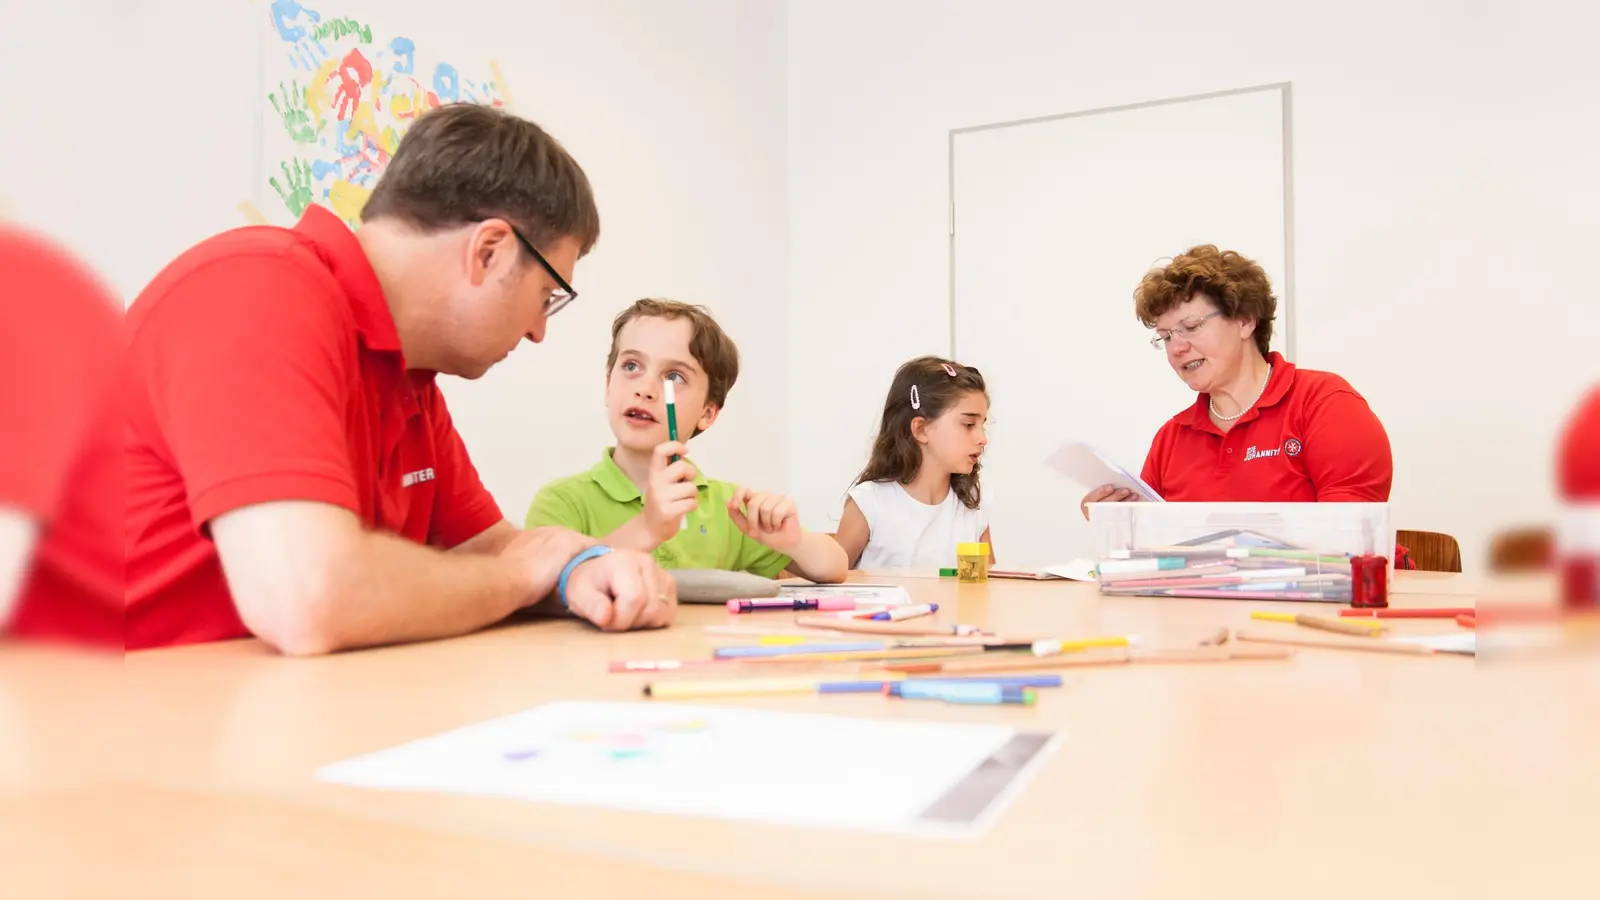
[1149,310,1222,349]
[505,224,578,317]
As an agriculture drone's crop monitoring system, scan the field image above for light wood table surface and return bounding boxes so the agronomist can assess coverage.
[16,573,1598,898]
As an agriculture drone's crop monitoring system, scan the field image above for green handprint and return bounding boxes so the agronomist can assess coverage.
[269,158,314,217]
[269,81,324,144]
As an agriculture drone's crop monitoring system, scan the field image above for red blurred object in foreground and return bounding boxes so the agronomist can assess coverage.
[0,226,123,647]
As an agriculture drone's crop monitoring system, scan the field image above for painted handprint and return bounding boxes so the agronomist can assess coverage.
[269,158,315,217]
[271,0,330,71]
[269,81,324,144]
[328,48,373,122]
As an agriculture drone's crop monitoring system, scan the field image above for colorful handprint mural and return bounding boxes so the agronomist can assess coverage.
[263,0,506,227]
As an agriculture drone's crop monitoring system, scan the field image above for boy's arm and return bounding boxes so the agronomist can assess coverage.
[727,487,847,584]
[782,530,849,584]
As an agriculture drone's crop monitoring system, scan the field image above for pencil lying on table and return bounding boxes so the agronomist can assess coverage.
[885,644,1293,674]
[1235,628,1435,656]
[1250,611,1385,637]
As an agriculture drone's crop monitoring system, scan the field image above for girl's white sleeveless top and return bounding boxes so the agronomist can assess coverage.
[847,480,989,570]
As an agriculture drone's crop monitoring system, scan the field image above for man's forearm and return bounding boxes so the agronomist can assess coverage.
[302,529,535,654]
[0,509,39,630]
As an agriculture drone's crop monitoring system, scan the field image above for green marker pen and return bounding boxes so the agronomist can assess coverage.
[663,378,686,531]
[664,378,680,461]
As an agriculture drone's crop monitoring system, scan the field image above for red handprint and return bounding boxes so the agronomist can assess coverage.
[328,48,373,122]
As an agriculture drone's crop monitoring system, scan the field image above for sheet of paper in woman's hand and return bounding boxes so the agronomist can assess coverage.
[1046,442,1164,502]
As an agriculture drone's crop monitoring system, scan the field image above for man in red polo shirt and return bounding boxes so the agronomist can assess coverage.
[124,104,676,653]
[0,226,123,648]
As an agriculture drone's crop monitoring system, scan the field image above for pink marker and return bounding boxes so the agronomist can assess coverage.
[727,597,856,613]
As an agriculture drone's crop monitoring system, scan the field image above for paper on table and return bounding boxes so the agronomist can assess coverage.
[1045,442,1163,502]
[990,559,1098,582]
[1392,633,1476,655]
[316,701,1060,840]
[779,584,915,605]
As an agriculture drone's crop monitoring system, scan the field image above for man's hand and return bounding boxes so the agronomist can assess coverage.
[727,487,802,555]
[497,526,597,605]
[562,550,677,632]
[642,441,699,543]
[1079,484,1137,520]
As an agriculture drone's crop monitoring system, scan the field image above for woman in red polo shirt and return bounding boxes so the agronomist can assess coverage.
[1082,244,1395,510]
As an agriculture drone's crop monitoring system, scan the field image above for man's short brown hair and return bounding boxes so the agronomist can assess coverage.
[1134,244,1277,358]
[361,104,600,255]
[606,299,741,410]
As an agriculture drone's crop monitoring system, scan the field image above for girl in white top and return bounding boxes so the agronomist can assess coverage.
[834,356,994,570]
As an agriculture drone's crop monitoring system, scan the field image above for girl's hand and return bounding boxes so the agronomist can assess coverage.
[1080,484,1136,520]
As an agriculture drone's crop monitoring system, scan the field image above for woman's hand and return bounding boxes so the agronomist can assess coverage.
[1079,484,1137,520]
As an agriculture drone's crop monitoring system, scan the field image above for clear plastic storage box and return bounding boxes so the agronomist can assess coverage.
[1085,502,1394,602]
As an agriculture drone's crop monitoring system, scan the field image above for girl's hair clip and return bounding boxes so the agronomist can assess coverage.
[940,363,958,377]
[909,385,921,410]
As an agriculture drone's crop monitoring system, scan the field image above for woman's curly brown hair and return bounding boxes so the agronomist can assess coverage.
[1134,245,1277,358]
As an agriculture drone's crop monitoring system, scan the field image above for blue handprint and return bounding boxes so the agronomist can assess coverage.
[433,63,460,104]
[270,0,320,41]
[388,37,416,75]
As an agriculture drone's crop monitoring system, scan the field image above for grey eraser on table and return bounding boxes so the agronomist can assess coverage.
[670,569,782,604]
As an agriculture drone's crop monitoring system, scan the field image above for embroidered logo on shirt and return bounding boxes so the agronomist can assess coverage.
[1243,445,1282,462]
[1284,438,1303,457]
[400,467,436,487]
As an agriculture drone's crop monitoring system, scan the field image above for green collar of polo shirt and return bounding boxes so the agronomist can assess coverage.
[588,448,709,502]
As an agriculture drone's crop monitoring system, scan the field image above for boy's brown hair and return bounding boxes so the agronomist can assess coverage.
[361,103,601,256]
[1133,244,1277,358]
[605,299,741,410]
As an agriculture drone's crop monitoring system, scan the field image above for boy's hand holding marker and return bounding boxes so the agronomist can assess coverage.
[642,441,699,544]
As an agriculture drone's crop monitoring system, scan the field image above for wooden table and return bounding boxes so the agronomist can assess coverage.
[15,573,1599,898]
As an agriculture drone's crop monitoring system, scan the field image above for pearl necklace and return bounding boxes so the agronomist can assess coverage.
[1209,364,1272,422]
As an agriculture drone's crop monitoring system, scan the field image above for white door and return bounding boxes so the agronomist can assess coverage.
[951,86,1292,569]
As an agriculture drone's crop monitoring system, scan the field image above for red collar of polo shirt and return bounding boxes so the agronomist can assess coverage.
[1184,350,1297,436]
[293,205,402,355]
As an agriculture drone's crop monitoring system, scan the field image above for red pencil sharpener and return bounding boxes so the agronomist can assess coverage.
[1560,554,1598,611]
[1350,554,1389,609]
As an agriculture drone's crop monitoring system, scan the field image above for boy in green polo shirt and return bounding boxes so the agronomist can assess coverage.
[525,299,848,583]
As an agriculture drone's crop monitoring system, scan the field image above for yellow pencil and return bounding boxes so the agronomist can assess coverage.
[1250,611,1385,637]
[1030,635,1140,656]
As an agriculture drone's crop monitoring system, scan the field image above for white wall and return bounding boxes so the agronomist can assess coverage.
[1,0,788,522]
[787,0,1600,570]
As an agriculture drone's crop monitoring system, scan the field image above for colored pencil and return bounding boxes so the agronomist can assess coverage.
[1337,607,1475,619]
[641,673,1062,700]
[1250,611,1385,637]
[1235,628,1435,656]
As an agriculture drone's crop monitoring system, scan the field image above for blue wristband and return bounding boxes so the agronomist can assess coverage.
[558,545,614,607]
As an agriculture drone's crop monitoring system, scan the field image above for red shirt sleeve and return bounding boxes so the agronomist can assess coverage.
[1300,389,1393,502]
[421,387,503,548]
[133,256,360,531]
[0,230,120,521]
[1558,387,1600,499]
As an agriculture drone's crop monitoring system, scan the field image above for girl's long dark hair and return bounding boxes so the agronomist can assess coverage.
[852,356,987,510]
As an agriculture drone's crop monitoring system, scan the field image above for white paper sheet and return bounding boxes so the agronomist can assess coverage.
[779,584,915,605]
[1393,633,1477,655]
[317,702,1059,839]
[1045,442,1164,502]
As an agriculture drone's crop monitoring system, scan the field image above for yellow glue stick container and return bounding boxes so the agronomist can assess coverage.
[956,543,990,583]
